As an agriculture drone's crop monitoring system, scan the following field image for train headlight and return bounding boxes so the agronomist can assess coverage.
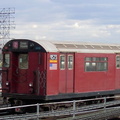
[6,82,9,86]
[29,83,33,87]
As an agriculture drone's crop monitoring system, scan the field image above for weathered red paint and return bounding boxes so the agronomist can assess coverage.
[74,53,115,93]
[2,39,120,102]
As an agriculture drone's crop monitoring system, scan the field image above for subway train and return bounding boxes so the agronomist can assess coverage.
[1,39,120,106]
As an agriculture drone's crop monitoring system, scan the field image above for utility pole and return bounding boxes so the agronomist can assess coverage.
[0,7,15,48]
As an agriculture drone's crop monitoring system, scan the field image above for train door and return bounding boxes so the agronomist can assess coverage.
[59,53,74,93]
[11,53,28,93]
[29,52,44,96]
[115,54,120,89]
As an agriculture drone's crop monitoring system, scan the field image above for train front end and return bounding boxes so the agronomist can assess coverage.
[1,39,47,104]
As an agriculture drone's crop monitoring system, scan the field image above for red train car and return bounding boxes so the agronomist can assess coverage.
[1,39,120,104]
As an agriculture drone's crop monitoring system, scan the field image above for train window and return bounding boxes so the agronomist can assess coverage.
[0,54,3,68]
[92,57,100,61]
[3,54,10,68]
[97,62,108,71]
[85,62,96,71]
[85,57,108,72]
[116,55,120,68]
[68,55,73,69]
[100,57,108,61]
[60,55,65,70]
[19,54,28,69]
[85,57,92,61]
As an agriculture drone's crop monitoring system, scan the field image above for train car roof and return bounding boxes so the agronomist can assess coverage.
[6,39,120,53]
[33,39,120,53]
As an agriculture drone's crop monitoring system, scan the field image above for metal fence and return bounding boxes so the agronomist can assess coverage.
[0,96,120,120]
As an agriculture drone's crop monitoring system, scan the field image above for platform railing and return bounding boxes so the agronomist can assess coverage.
[0,96,120,120]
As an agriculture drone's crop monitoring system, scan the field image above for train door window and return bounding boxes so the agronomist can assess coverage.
[68,55,73,69]
[116,55,120,68]
[3,54,10,67]
[60,55,65,70]
[19,54,28,69]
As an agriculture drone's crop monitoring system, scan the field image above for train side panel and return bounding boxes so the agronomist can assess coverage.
[46,53,59,95]
[74,53,116,93]
[46,52,75,96]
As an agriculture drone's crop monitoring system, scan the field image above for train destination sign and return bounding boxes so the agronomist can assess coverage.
[20,41,28,49]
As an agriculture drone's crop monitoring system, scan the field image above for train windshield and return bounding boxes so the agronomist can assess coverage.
[3,54,10,68]
[19,54,28,69]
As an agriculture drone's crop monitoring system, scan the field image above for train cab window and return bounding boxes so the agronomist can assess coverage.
[19,54,28,69]
[0,54,3,68]
[85,57,108,72]
[116,55,120,68]
[68,55,73,69]
[60,55,65,70]
[3,54,10,68]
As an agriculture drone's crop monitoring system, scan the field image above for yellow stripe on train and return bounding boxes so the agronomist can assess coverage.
[50,60,57,63]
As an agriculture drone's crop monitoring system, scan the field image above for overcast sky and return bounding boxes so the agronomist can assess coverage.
[1,0,120,44]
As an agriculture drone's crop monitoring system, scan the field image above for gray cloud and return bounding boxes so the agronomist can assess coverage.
[1,0,120,43]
